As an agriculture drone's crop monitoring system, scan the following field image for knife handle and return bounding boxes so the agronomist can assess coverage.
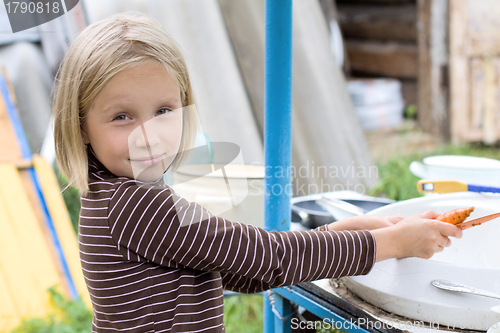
[417,180,468,194]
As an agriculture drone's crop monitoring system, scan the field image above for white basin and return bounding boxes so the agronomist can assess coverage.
[409,155,500,187]
[343,192,500,330]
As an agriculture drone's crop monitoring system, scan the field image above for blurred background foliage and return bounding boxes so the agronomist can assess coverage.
[9,287,92,333]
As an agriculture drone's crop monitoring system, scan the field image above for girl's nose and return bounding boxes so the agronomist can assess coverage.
[134,122,161,148]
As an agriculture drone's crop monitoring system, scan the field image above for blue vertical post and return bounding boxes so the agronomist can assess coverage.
[264,1,293,333]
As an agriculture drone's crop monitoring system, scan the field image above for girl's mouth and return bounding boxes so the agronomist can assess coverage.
[130,153,165,166]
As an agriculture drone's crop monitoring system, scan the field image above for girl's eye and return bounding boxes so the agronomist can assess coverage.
[156,108,171,116]
[113,114,129,121]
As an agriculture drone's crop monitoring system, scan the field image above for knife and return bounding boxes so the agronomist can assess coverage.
[458,211,500,230]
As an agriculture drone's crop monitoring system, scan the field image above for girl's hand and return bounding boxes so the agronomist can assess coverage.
[371,210,463,261]
[326,215,405,232]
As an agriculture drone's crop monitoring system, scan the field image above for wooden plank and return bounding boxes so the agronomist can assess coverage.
[464,128,484,142]
[449,0,500,143]
[33,155,92,309]
[449,0,469,143]
[417,0,449,140]
[469,58,484,134]
[469,37,500,57]
[337,4,417,42]
[468,57,498,144]
[465,0,500,56]
[495,58,500,132]
[346,40,417,78]
[482,57,497,144]
[0,165,62,315]
[417,0,432,130]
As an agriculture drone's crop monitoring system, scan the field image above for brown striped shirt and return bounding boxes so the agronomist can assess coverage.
[79,147,376,332]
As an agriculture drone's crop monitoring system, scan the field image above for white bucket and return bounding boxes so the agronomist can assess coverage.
[172,164,265,228]
[409,155,500,187]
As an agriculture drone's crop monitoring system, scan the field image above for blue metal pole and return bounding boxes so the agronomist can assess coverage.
[264,1,293,333]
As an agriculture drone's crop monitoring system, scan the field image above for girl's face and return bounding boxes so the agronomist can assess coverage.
[81,60,184,182]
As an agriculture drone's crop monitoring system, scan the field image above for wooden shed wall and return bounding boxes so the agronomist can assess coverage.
[338,0,500,145]
[336,0,418,107]
[450,0,500,144]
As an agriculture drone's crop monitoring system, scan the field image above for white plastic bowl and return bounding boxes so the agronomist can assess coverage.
[343,192,500,330]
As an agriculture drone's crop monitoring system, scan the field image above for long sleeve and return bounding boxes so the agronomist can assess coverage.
[107,181,376,289]
[220,224,331,293]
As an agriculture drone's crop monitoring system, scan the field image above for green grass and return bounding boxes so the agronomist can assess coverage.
[223,295,263,333]
[56,171,81,234]
[9,287,92,333]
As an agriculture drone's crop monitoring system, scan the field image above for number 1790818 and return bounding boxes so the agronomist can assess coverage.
[5,1,60,14]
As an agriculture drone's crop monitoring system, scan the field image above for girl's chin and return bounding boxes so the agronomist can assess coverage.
[131,161,168,182]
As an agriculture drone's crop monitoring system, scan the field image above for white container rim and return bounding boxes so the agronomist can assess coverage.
[422,155,500,170]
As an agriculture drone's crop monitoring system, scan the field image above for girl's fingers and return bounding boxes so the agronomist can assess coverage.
[436,221,463,238]
[425,220,463,239]
[430,236,451,257]
[441,236,451,248]
[416,210,440,219]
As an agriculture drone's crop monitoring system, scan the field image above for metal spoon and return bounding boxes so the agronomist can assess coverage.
[431,279,500,300]
[316,196,366,221]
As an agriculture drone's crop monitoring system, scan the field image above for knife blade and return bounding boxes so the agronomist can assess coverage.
[459,211,500,230]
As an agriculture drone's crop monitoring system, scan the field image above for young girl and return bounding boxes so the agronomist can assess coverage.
[53,12,462,333]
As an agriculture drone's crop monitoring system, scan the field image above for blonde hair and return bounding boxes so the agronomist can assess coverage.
[53,12,196,196]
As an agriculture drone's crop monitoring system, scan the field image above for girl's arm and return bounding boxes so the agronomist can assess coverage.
[325,215,404,231]
[326,210,462,261]
[107,182,376,288]
[220,224,330,293]
[203,212,462,294]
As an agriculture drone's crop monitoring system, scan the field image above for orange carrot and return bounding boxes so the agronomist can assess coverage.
[436,206,475,225]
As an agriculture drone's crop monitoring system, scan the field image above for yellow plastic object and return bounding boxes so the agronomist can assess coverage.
[0,164,60,328]
[32,155,92,309]
[417,179,469,194]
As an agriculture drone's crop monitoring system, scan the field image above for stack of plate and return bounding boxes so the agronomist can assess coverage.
[347,78,405,130]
